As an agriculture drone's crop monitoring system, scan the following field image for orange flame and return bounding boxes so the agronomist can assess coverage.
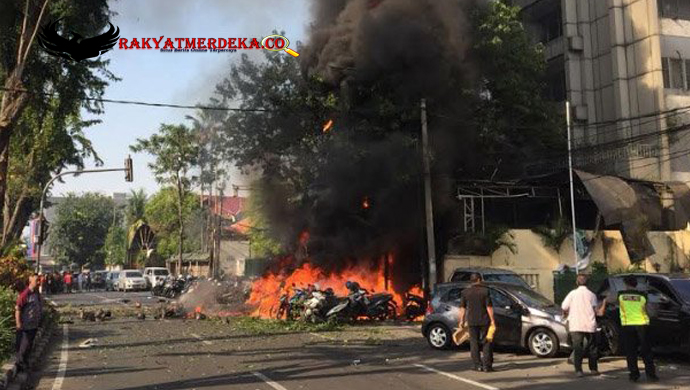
[322,119,334,133]
[246,253,422,319]
[362,196,370,209]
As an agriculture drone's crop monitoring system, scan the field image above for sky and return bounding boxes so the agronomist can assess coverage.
[51,0,311,198]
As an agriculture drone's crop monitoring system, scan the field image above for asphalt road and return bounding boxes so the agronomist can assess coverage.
[28,311,690,390]
[45,290,168,307]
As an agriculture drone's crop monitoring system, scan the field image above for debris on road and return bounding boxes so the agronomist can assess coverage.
[79,308,96,322]
[79,338,97,348]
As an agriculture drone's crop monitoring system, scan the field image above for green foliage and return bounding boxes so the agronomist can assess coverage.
[230,316,343,335]
[591,261,609,276]
[448,225,516,256]
[126,189,147,227]
[245,180,283,258]
[0,253,32,291]
[144,188,202,260]
[532,217,571,252]
[0,286,17,363]
[47,193,114,268]
[130,124,199,188]
[0,0,118,245]
[471,0,565,176]
[103,225,126,267]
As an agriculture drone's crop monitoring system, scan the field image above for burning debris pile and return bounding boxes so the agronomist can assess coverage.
[247,253,426,323]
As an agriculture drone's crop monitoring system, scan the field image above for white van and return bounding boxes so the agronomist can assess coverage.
[117,270,147,292]
[143,267,170,288]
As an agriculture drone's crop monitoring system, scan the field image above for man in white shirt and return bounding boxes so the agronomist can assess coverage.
[561,274,606,377]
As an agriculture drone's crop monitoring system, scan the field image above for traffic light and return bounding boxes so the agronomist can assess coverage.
[125,155,133,182]
[37,217,49,246]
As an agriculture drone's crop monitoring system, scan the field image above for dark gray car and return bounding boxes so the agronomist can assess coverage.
[449,267,532,290]
[422,281,571,358]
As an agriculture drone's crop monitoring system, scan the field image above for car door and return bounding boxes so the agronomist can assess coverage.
[646,277,683,346]
[488,288,522,345]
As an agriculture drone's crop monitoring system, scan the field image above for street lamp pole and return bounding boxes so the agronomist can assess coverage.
[35,163,132,273]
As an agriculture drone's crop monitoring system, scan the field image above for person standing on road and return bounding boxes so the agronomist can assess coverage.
[619,275,658,383]
[64,272,72,293]
[458,273,496,372]
[15,274,43,371]
[561,274,606,377]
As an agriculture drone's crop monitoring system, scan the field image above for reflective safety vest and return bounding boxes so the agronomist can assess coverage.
[618,290,649,326]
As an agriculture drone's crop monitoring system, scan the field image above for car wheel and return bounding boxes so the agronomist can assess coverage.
[598,319,620,356]
[426,323,452,350]
[528,328,559,358]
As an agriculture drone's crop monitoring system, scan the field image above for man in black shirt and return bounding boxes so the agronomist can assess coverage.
[459,273,496,372]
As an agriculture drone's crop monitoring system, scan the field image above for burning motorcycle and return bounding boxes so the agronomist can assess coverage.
[326,282,397,323]
[303,287,339,323]
[402,292,426,321]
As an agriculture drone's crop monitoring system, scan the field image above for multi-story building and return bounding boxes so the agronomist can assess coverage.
[517,0,690,182]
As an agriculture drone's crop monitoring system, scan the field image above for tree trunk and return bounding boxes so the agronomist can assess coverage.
[176,174,184,275]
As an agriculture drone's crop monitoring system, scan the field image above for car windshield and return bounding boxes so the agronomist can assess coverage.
[670,280,690,303]
[154,270,169,276]
[484,274,530,288]
[125,272,142,278]
[509,286,556,309]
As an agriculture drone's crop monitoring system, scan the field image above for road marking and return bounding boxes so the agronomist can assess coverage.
[51,325,69,390]
[414,364,499,390]
[190,333,213,345]
[252,371,288,390]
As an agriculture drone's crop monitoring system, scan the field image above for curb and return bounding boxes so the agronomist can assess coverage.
[0,308,59,390]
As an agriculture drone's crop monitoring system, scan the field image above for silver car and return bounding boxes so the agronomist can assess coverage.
[422,281,571,358]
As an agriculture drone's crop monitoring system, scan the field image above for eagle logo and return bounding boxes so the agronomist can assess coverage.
[37,19,120,62]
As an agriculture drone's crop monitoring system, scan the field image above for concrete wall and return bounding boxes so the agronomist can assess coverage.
[444,228,690,301]
[219,240,250,277]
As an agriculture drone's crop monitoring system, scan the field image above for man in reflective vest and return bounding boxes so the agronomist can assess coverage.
[618,275,658,383]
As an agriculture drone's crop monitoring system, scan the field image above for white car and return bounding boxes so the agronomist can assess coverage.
[117,270,147,292]
[143,267,170,289]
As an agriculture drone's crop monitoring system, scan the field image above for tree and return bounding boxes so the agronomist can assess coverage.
[0,0,117,228]
[144,187,201,262]
[130,125,198,274]
[103,225,126,267]
[126,189,147,226]
[47,193,114,268]
[2,100,101,246]
[470,0,565,177]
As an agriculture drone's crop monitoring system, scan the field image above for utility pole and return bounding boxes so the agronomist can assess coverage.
[421,99,437,290]
[566,101,579,274]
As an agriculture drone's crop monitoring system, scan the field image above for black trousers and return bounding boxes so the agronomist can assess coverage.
[468,325,493,369]
[570,332,598,373]
[15,329,37,369]
[621,326,656,379]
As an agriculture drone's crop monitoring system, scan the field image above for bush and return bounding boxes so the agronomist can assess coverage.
[0,286,17,362]
[0,254,32,291]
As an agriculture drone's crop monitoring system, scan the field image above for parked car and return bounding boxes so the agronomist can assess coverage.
[117,270,147,292]
[92,271,108,290]
[422,281,570,357]
[596,273,690,356]
[105,271,120,291]
[143,267,170,289]
[449,267,532,290]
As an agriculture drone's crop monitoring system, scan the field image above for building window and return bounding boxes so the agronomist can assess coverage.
[659,0,690,19]
[662,57,690,90]
[663,58,670,88]
[671,58,684,89]
[539,7,563,43]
